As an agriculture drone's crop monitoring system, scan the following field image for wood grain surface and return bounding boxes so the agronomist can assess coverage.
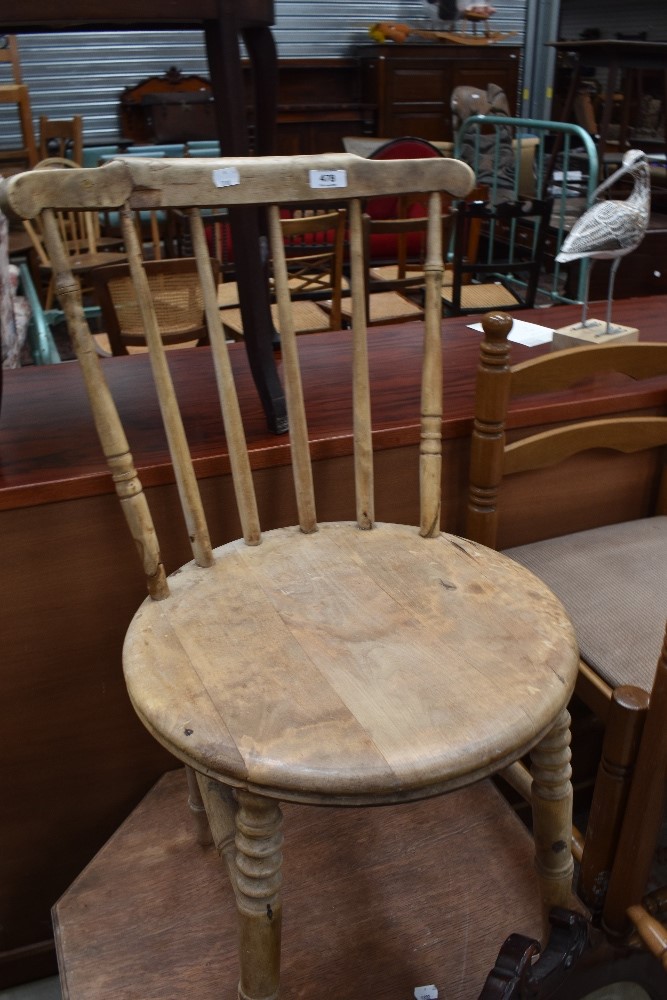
[53,768,545,1000]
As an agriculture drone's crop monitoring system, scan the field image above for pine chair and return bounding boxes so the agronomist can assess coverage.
[0,34,37,175]
[22,157,127,310]
[1,155,582,999]
[39,115,84,164]
[91,256,220,356]
[482,620,667,999]
[467,314,667,722]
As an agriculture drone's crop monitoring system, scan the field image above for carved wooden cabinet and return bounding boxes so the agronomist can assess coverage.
[359,43,521,142]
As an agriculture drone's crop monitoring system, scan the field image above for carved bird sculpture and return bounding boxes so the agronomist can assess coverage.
[556,149,651,333]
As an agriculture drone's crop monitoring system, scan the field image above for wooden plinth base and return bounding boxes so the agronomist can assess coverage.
[53,769,546,1000]
[552,320,639,351]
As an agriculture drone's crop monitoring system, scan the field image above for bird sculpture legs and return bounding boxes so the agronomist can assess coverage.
[574,256,623,335]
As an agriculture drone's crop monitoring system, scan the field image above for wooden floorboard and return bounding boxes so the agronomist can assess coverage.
[53,769,545,999]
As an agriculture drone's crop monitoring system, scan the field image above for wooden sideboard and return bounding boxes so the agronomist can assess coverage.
[2,299,667,986]
[359,42,521,142]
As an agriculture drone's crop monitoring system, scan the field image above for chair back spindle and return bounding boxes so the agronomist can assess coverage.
[120,204,214,569]
[187,207,261,546]
[268,202,318,533]
[40,204,168,599]
[420,190,446,538]
[348,197,374,530]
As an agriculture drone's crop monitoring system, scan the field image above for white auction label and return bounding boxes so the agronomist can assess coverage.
[414,987,438,1000]
[212,167,241,188]
[309,169,348,189]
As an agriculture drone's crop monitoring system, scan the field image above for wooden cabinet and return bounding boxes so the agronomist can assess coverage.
[359,43,520,142]
[273,59,367,155]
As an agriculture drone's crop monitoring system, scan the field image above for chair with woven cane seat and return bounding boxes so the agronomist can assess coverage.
[91,256,220,355]
[219,208,346,338]
[355,209,455,326]
[1,154,581,999]
[467,314,667,724]
[441,196,554,315]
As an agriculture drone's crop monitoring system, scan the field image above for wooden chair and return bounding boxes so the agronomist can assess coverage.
[90,256,220,356]
[356,208,453,326]
[1,155,583,999]
[467,314,667,722]
[22,157,127,310]
[219,208,347,337]
[441,196,554,315]
[0,34,37,175]
[39,114,84,164]
[482,621,667,999]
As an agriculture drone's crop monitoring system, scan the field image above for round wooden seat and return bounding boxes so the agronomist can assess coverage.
[124,522,579,806]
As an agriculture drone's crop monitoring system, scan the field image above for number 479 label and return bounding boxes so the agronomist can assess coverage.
[309,169,348,189]
[414,987,439,1000]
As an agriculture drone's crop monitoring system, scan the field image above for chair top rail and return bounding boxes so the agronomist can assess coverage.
[0,154,474,220]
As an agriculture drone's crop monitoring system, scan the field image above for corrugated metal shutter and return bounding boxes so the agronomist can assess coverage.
[1,1,527,150]
[559,0,667,43]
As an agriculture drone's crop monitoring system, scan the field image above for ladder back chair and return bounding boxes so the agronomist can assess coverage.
[441,196,554,315]
[1,155,581,999]
[467,314,667,723]
[39,114,84,164]
[219,207,347,337]
[482,621,667,999]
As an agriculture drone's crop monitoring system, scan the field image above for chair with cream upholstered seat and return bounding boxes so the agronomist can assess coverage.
[1,154,582,999]
[467,315,667,721]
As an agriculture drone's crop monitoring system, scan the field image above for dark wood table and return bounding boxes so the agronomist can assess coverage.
[2,299,667,987]
[1,1,288,433]
[550,39,667,167]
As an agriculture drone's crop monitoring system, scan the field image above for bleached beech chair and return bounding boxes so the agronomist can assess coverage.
[1,155,581,999]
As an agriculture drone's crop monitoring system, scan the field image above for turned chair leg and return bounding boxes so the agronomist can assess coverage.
[530,708,575,936]
[185,765,214,846]
[233,790,284,1000]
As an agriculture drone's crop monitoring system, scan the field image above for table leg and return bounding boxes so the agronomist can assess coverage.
[204,5,287,435]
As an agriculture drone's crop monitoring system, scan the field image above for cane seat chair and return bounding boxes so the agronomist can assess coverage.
[91,256,220,355]
[219,207,346,337]
[1,154,581,998]
[441,196,554,315]
[467,315,667,721]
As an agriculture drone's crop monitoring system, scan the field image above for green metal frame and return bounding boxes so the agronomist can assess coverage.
[454,116,599,304]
